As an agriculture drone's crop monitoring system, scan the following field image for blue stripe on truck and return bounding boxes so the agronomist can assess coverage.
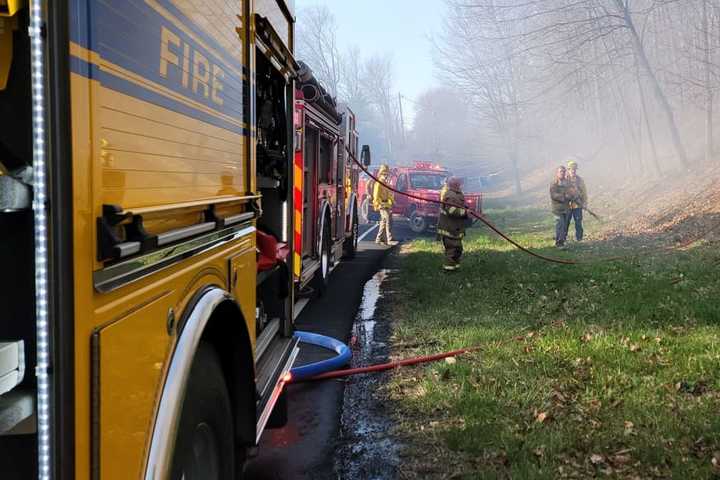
[69,0,247,76]
[69,55,249,136]
[69,0,249,131]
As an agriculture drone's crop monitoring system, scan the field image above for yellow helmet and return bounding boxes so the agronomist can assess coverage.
[567,160,578,169]
[378,164,390,175]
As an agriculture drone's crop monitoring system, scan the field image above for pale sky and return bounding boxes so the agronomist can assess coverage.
[295,0,447,119]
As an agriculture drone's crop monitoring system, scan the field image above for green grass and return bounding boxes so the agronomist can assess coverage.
[388,207,720,479]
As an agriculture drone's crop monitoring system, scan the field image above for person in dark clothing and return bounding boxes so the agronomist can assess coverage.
[437,177,469,270]
[549,166,574,248]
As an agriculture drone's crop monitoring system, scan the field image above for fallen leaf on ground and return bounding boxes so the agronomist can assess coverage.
[624,420,635,435]
[590,453,605,465]
[610,453,632,465]
[550,390,566,403]
[536,411,549,423]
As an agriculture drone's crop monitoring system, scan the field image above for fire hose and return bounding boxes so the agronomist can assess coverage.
[289,345,482,384]
[347,151,719,264]
[286,152,718,383]
[290,331,352,381]
[351,154,580,265]
[288,330,481,384]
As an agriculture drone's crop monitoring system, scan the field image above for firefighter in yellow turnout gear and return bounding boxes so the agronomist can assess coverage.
[438,177,468,271]
[373,164,396,245]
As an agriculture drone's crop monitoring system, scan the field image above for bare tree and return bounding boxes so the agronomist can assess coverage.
[296,9,404,162]
[436,0,704,186]
[362,54,402,157]
[436,1,527,193]
[340,46,365,107]
[409,88,477,165]
[296,5,342,98]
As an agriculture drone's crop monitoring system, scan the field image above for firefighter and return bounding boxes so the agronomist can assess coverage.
[438,176,468,271]
[549,165,573,248]
[566,160,588,241]
[373,164,396,245]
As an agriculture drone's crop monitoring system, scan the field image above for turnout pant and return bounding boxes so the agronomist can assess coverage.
[441,236,463,266]
[375,208,393,243]
[568,208,584,241]
[554,212,570,246]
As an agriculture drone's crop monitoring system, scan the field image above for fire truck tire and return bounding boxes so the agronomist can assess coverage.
[360,197,370,224]
[343,210,359,259]
[312,221,331,296]
[409,212,428,234]
[171,343,237,480]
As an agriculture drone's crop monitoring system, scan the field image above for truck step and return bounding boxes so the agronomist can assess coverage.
[254,334,299,442]
[0,389,35,436]
[255,318,279,360]
[0,176,31,212]
[0,342,24,397]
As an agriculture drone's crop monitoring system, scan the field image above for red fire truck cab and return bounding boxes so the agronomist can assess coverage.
[361,162,482,233]
[292,63,370,291]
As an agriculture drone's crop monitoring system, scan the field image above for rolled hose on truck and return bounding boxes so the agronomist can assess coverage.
[288,330,479,384]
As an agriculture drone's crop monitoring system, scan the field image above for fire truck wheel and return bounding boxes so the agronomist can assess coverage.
[171,343,237,480]
[409,212,428,234]
[343,211,359,259]
[312,221,331,296]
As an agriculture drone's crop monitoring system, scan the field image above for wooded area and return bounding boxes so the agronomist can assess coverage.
[298,1,720,193]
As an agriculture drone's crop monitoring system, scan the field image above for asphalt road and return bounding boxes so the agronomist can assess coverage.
[244,224,393,480]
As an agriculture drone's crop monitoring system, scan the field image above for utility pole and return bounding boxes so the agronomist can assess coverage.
[397,92,407,146]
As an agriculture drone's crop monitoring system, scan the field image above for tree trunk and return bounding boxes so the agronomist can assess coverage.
[510,148,522,195]
[510,99,522,195]
[636,63,662,176]
[618,0,689,168]
[703,0,714,163]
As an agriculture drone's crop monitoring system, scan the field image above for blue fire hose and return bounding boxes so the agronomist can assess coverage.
[290,330,352,381]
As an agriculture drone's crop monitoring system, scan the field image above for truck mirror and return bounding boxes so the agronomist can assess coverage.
[361,145,371,167]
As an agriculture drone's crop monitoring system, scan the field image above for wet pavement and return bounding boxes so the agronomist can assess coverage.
[244,228,394,480]
[245,224,420,480]
[334,269,400,480]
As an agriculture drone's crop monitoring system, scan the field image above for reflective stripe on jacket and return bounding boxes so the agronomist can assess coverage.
[438,189,467,239]
[443,205,467,217]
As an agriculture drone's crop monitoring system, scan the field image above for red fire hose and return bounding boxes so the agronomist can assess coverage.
[348,151,720,265]
[350,153,578,265]
[289,345,481,384]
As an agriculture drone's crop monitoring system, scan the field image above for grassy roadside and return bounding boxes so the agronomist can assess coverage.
[387,207,720,479]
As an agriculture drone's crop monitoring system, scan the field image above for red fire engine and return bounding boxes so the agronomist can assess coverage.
[292,63,371,291]
[360,162,482,233]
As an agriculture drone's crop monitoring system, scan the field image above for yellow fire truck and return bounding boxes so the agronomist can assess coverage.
[1,1,299,478]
